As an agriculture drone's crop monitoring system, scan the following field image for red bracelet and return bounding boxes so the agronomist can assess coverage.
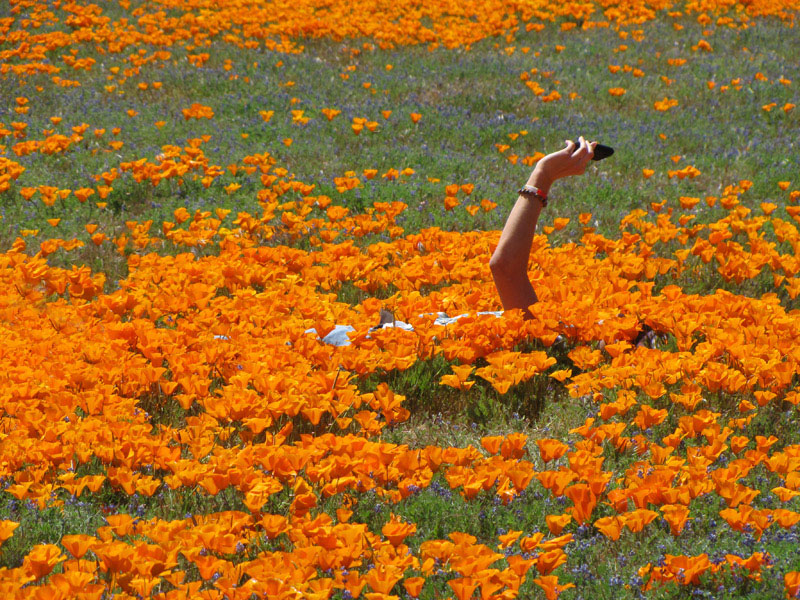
[518,184,548,207]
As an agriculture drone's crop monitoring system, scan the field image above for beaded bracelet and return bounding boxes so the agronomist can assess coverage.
[517,184,548,207]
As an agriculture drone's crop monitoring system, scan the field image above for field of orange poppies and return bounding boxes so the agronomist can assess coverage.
[2,0,800,598]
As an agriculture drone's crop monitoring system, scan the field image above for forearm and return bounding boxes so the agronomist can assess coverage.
[489,170,550,313]
[491,167,550,267]
[490,137,595,316]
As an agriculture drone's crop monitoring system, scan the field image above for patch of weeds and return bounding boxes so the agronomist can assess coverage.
[335,280,399,305]
[0,492,107,569]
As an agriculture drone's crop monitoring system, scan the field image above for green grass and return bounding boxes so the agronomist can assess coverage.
[2,15,798,253]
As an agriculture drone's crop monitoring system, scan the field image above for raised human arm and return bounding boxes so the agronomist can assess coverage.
[489,136,597,316]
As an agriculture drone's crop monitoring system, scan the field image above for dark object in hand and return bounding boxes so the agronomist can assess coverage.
[590,143,614,161]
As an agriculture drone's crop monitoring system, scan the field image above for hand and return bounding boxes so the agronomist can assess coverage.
[527,136,597,194]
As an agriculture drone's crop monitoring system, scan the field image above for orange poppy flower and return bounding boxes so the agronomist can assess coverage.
[23,544,65,579]
[545,513,571,535]
[403,577,424,597]
[0,520,19,545]
[537,439,569,463]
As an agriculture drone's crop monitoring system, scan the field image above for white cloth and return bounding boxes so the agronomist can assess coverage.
[304,311,504,347]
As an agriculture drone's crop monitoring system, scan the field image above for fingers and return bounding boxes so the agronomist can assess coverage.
[572,136,589,161]
[587,140,597,161]
[563,137,594,160]
[572,136,587,155]
[565,138,582,155]
[571,136,595,174]
[543,136,596,180]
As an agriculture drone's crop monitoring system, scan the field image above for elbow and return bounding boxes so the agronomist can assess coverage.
[489,251,512,280]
